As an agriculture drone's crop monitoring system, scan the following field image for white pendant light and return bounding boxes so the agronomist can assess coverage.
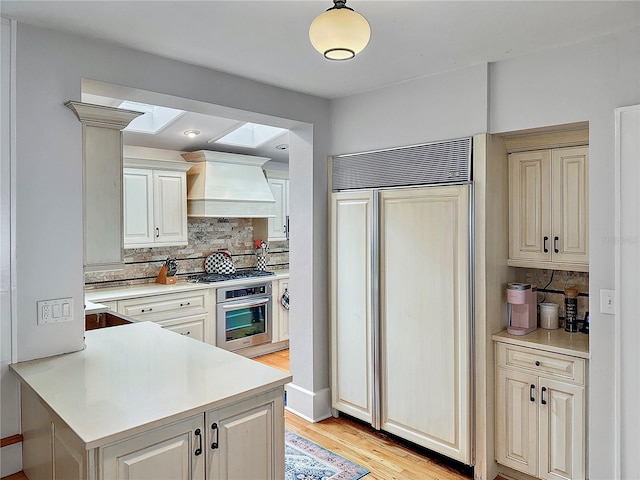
[309,0,371,61]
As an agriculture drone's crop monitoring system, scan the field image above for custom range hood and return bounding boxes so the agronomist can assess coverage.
[181,150,276,218]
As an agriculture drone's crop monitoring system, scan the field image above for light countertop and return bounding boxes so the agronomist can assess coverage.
[85,270,289,303]
[84,299,109,315]
[10,322,292,449]
[492,328,589,359]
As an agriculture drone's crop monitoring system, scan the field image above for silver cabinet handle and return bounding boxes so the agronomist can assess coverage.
[221,298,270,310]
[141,308,153,313]
[156,227,160,238]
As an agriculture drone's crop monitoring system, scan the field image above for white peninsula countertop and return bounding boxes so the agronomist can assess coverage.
[11,322,292,449]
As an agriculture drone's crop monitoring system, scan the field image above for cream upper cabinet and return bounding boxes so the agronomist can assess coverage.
[65,102,142,271]
[495,342,586,480]
[509,146,588,271]
[123,148,192,248]
[266,177,289,241]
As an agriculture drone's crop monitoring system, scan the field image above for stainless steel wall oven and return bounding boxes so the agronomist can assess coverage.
[216,282,272,352]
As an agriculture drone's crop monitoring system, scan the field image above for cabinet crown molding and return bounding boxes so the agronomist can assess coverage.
[502,122,588,153]
[65,101,142,129]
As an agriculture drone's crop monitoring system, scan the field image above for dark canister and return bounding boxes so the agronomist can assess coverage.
[564,287,579,332]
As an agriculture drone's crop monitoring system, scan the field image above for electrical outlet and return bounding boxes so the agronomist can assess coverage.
[600,289,615,315]
[41,304,52,322]
[38,298,73,325]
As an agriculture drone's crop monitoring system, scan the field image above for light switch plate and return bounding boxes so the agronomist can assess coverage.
[600,289,615,315]
[37,298,73,325]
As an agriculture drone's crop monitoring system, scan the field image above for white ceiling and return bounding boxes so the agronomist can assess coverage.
[3,0,639,160]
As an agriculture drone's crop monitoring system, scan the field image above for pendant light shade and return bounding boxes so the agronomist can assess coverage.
[309,0,371,60]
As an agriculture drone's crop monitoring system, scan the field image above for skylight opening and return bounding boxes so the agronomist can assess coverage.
[119,100,184,135]
[211,123,288,148]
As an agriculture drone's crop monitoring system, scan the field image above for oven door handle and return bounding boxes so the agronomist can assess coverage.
[221,298,270,310]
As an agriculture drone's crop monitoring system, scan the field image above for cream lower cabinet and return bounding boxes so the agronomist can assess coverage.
[116,290,213,344]
[273,278,289,342]
[206,390,283,479]
[101,415,205,480]
[495,342,586,480]
[508,146,588,271]
[22,385,284,480]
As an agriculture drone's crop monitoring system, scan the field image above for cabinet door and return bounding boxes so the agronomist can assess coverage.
[330,190,375,425]
[495,368,539,477]
[101,415,204,480]
[206,390,284,480]
[379,185,471,464]
[267,178,288,241]
[159,315,207,343]
[539,379,585,480]
[123,168,155,246]
[154,171,188,246]
[551,147,589,265]
[278,279,289,341]
[509,150,552,262]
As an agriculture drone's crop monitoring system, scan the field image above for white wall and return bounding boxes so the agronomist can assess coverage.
[331,63,489,155]
[8,18,331,461]
[490,27,640,480]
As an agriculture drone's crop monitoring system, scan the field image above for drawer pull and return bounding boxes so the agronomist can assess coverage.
[543,236,549,253]
[180,302,191,307]
[541,386,547,405]
[156,227,160,238]
[530,384,535,402]
[194,428,202,456]
[554,236,559,253]
[535,361,540,366]
[211,423,219,450]
[141,308,153,313]
[180,331,191,336]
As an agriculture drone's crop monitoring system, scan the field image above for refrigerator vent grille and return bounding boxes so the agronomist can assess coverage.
[331,137,472,191]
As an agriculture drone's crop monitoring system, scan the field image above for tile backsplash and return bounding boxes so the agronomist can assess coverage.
[85,217,289,289]
[514,268,589,321]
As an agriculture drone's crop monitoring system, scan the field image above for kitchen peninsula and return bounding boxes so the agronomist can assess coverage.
[11,322,292,480]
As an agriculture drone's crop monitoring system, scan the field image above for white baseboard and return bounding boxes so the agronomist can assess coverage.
[285,382,332,423]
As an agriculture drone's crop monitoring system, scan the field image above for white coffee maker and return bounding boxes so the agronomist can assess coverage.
[506,283,537,335]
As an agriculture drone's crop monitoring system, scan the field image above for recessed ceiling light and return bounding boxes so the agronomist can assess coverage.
[275,144,289,150]
[184,130,200,138]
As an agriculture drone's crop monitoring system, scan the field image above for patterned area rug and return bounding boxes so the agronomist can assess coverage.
[285,430,369,480]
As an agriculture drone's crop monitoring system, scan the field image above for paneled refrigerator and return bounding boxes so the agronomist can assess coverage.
[329,138,473,465]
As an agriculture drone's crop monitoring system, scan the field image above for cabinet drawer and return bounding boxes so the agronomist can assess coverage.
[159,316,206,343]
[496,342,585,385]
[118,291,209,321]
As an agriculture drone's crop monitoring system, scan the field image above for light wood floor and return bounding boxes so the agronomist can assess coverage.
[253,349,473,480]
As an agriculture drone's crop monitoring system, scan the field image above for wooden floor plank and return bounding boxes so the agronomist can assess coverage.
[1,472,28,480]
[254,349,473,480]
